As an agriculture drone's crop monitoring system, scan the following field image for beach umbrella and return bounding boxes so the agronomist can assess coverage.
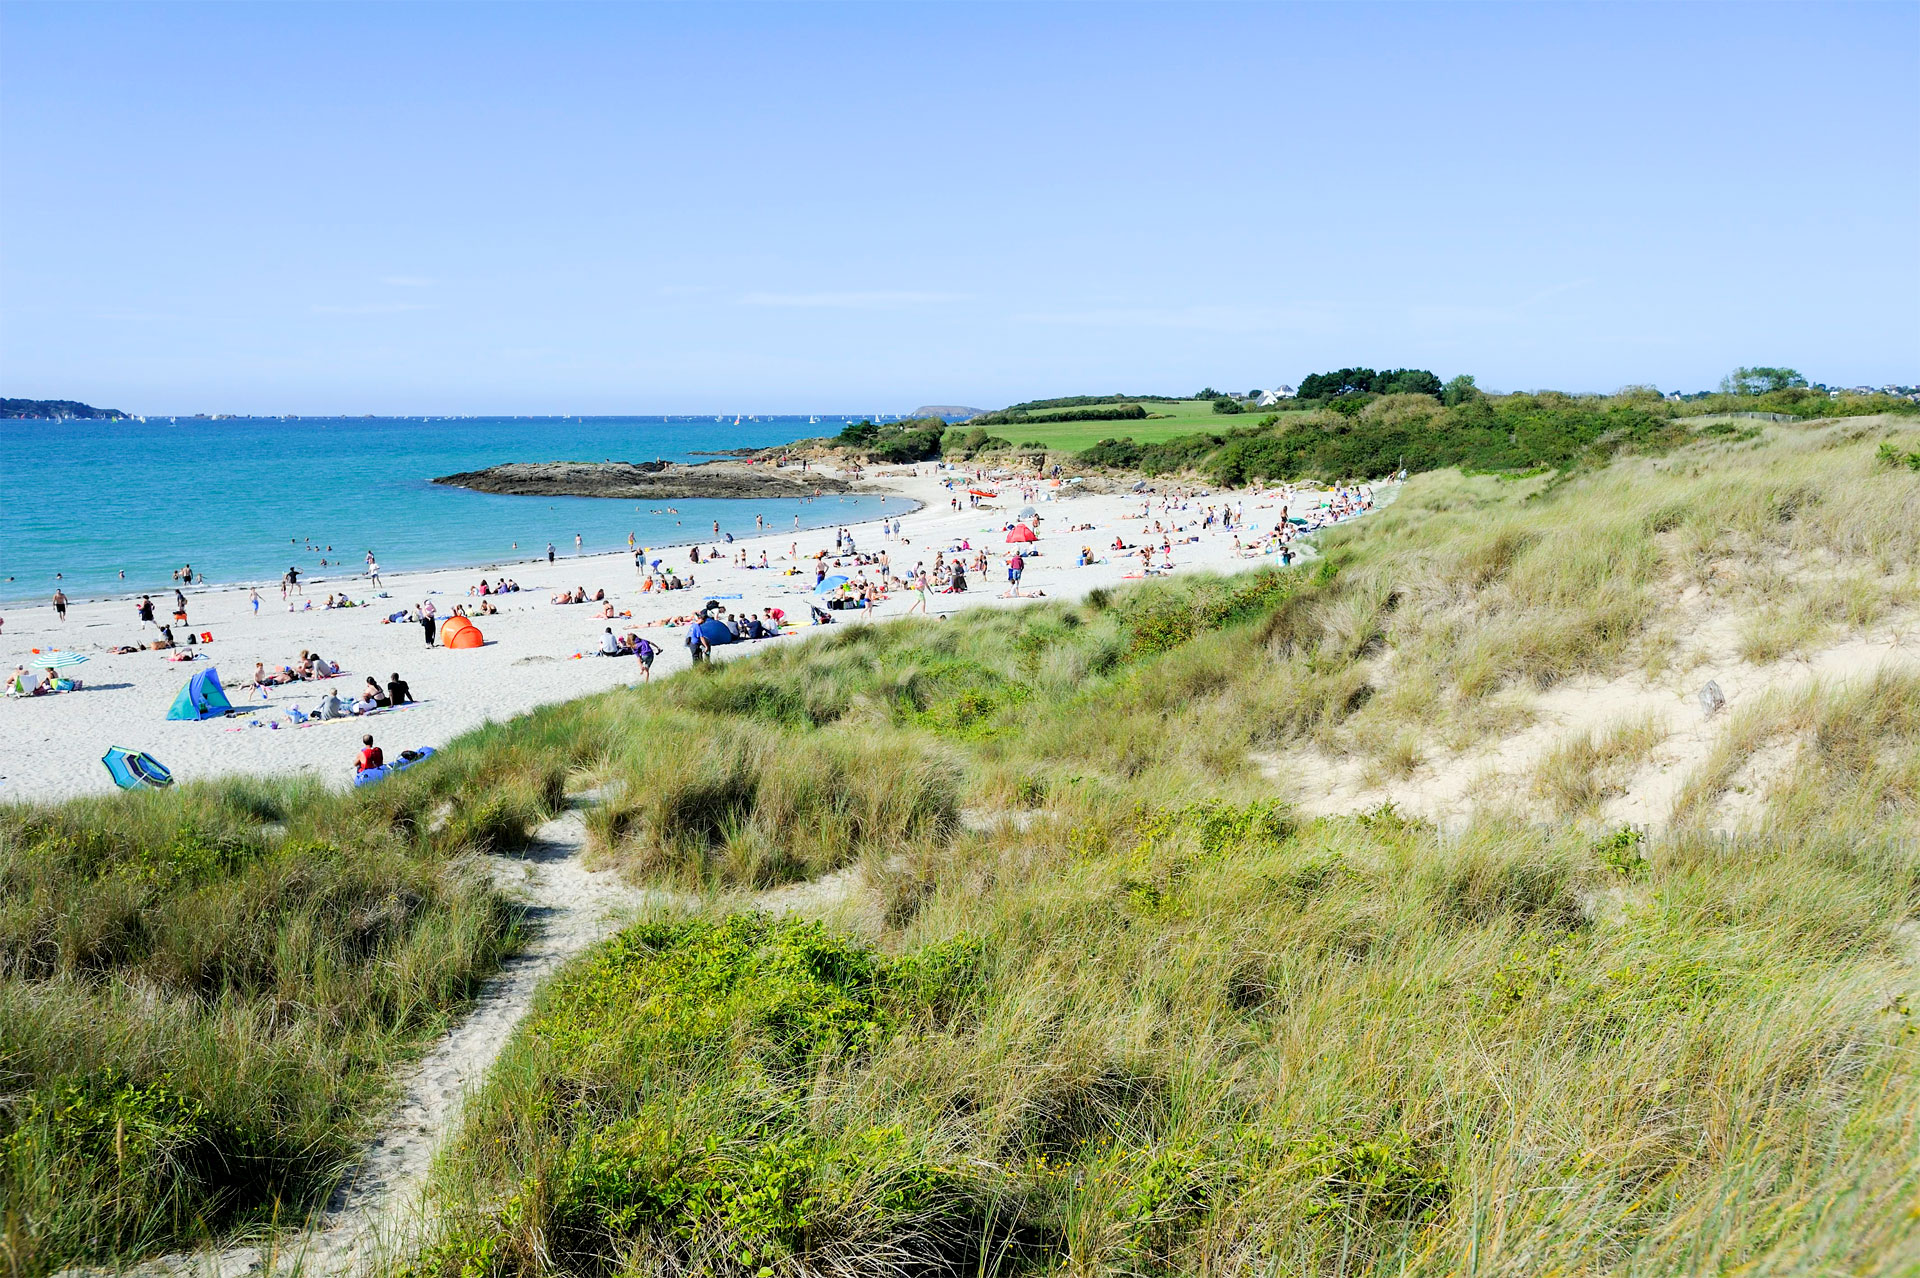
[814,575,850,594]
[40,651,89,669]
[102,746,173,790]
[1005,525,1037,544]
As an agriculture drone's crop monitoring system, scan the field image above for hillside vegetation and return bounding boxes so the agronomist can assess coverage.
[398,418,1917,1275]
[5,418,1918,1276]
[1074,386,1919,485]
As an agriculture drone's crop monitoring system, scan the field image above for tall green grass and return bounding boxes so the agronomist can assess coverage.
[9,418,1919,1275]
[398,420,1920,1275]
[0,746,565,1274]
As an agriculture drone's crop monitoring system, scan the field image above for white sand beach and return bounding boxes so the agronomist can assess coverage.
[1,464,1382,804]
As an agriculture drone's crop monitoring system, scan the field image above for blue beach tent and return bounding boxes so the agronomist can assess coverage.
[166,667,234,720]
[103,746,174,789]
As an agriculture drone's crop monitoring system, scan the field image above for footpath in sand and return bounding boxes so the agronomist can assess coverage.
[71,784,896,1278]
[53,793,670,1278]
[2,465,1367,804]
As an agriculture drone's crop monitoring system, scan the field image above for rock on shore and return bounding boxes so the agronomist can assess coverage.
[432,460,854,500]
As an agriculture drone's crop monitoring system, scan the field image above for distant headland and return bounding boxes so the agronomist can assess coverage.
[2,397,128,420]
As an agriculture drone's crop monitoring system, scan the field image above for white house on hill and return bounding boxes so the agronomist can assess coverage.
[1255,385,1297,407]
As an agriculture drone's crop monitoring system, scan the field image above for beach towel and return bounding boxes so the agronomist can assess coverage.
[353,746,437,787]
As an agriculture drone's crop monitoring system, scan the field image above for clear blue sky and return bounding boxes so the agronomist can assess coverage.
[2,1,1915,414]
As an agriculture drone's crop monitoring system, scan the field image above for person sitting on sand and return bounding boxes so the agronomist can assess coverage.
[478,598,498,615]
[600,627,623,656]
[364,676,390,707]
[314,689,346,720]
[351,689,380,715]
[387,672,414,706]
[356,734,383,773]
[154,624,177,650]
[312,653,338,678]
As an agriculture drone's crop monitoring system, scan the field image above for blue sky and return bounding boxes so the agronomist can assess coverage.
[2,1,1915,414]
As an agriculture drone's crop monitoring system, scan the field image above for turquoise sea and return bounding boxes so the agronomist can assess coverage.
[0,416,900,603]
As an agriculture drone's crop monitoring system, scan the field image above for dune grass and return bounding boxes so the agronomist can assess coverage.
[0,730,581,1274]
[8,417,1920,1275]
[389,420,1920,1275]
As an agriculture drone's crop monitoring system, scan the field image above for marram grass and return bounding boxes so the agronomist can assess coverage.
[7,416,1920,1275]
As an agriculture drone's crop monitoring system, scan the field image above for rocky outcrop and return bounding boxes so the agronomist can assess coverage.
[432,460,854,500]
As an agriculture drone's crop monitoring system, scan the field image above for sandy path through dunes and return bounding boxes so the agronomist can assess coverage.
[60,796,673,1278]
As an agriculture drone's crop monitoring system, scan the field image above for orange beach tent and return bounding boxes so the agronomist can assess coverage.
[440,615,484,649]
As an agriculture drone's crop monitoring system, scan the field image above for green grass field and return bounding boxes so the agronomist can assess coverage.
[986,399,1299,453]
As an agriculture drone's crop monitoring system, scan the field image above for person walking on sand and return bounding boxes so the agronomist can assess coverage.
[547,543,556,564]
[368,559,382,587]
[419,607,437,647]
[250,588,261,615]
[137,595,155,630]
[53,589,67,621]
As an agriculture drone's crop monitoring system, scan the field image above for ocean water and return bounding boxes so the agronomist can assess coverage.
[0,416,902,603]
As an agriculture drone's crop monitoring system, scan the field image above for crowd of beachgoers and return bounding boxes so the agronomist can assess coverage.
[0,460,1391,801]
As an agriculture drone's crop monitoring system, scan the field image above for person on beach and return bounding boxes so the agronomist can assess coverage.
[575,533,583,555]
[419,609,437,647]
[633,635,657,683]
[137,595,156,629]
[547,543,556,564]
[356,734,384,773]
[53,589,67,621]
[387,672,414,705]
[250,588,261,615]
[368,559,382,587]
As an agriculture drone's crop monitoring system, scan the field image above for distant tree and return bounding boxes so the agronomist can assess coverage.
[1299,367,1441,400]
[1442,374,1480,407]
[1212,397,1245,415]
[1195,387,1223,401]
[1378,368,1443,397]
[837,419,879,446]
[1720,367,1806,396]
[1298,368,1377,399]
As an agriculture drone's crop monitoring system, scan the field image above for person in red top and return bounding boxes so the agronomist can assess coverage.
[356,734,384,773]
